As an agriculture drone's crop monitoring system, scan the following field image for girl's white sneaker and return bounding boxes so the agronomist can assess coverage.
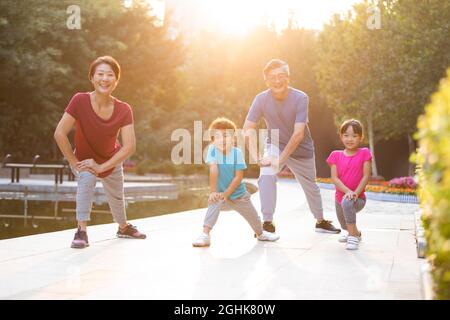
[257,231,280,242]
[192,233,211,247]
[346,236,360,250]
[338,233,349,243]
[339,232,362,243]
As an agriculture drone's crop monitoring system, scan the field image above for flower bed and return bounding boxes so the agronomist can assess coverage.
[366,185,416,195]
[316,176,417,196]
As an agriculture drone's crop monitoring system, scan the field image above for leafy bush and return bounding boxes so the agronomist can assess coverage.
[415,69,450,300]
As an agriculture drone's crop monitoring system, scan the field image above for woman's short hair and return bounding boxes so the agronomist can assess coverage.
[88,56,121,80]
[263,59,290,78]
[339,119,364,136]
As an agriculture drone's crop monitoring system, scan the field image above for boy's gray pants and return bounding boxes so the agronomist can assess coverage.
[204,192,263,234]
[258,143,324,222]
[73,165,127,224]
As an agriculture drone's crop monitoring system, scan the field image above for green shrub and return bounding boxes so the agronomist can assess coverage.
[136,159,174,175]
[415,68,450,300]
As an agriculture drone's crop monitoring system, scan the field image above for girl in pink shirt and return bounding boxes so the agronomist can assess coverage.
[326,119,372,250]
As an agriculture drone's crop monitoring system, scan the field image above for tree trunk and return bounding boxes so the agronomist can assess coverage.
[407,133,416,177]
[367,114,378,177]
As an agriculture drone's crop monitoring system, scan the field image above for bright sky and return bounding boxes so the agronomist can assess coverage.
[145,0,361,34]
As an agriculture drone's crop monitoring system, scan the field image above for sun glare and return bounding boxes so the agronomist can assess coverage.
[155,0,361,35]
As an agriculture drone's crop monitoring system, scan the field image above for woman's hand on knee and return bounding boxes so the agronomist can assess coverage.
[77,158,101,175]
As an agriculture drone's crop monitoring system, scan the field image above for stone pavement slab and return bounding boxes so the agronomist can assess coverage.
[0,179,422,299]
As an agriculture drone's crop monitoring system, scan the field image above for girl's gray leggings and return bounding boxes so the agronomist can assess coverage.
[335,198,366,230]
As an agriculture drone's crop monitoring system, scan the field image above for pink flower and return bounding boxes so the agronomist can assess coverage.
[388,176,417,189]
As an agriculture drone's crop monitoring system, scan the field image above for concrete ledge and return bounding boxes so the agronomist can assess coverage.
[420,260,435,300]
[414,209,435,299]
[414,210,427,258]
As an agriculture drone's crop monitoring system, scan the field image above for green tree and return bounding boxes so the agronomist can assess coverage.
[315,1,399,177]
[315,0,450,177]
[0,0,185,163]
[180,24,325,153]
[384,0,450,175]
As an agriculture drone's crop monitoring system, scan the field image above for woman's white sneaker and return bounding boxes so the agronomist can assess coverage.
[192,233,211,247]
[257,231,280,242]
[346,235,360,250]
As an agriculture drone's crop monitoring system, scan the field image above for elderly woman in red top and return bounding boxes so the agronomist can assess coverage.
[54,56,146,249]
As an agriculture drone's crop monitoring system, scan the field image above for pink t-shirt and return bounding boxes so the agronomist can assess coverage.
[326,147,372,203]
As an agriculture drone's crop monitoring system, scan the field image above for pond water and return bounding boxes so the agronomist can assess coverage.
[0,177,210,240]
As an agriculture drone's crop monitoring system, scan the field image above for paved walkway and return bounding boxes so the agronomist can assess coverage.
[0,179,422,299]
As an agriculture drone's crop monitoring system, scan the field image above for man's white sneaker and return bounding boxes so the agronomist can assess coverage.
[346,236,360,250]
[192,233,211,247]
[339,232,362,243]
[257,231,280,242]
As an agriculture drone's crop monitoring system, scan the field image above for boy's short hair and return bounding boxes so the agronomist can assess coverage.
[339,119,363,136]
[89,56,121,80]
[208,117,237,140]
[263,59,290,78]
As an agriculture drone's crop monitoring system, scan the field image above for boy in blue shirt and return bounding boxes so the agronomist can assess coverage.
[193,117,280,247]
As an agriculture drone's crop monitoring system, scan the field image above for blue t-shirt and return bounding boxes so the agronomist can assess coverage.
[246,87,314,159]
[205,145,247,200]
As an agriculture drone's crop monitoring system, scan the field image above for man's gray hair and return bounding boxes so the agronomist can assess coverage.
[263,59,290,78]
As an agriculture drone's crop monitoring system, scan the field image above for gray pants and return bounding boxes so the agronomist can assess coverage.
[74,165,127,224]
[203,192,263,234]
[258,144,323,222]
[335,198,366,230]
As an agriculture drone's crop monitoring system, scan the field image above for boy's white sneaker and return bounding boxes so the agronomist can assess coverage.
[192,233,210,247]
[346,236,360,250]
[257,231,280,242]
[339,232,362,243]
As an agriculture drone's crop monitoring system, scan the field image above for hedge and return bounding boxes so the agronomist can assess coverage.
[415,68,450,300]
